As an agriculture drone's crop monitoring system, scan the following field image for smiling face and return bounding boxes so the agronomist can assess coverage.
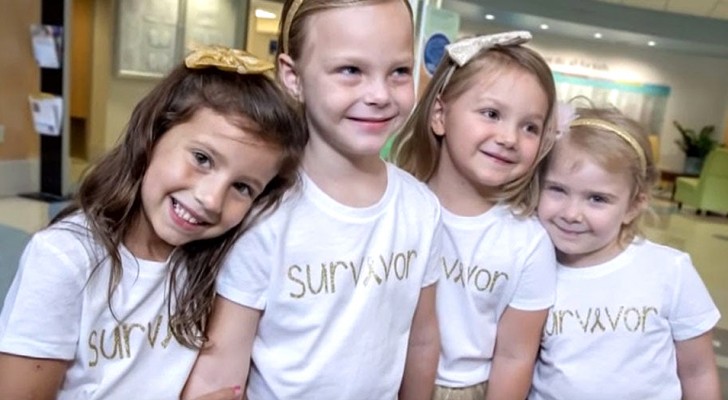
[278,0,415,161]
[537,143,643,267]
[431,67,548,196]
[127,107,283,260]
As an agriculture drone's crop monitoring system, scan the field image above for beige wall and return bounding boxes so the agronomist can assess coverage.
[0,0,40,161]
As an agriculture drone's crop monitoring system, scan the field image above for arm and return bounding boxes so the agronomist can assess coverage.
[676,330,720,400]
[399,284,439,400]
[182,296,261,399]
[485,307,547,400]
[0,353,68,399]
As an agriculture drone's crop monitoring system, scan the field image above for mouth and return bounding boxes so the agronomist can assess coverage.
[481,150,515,164]
[553,223,586,236]
[171,198,208,227]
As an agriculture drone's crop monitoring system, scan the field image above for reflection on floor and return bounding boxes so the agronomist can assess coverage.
[1,195,727,396]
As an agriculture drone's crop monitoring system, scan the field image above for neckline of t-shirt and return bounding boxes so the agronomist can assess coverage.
[441,202,508,228]
[301,163,395,222]
[557,243,636,280]
[119,244,172,277]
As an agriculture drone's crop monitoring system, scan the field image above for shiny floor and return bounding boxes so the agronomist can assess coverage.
[1,194,728,396]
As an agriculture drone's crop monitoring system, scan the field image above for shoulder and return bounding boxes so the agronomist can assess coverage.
[494,205,550,239]
[388,163,440,207]
[27,213,102,268]
[629,238,691,266]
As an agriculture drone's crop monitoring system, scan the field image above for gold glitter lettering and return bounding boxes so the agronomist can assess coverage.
[161,325,174,348]
[288,264,305,298]
[122,323,145,357]
[147,315,163,347]
[393,252,408,280]
[406,250,416,278]
[590,308,606,333]
[641,306,658,332]
[363,257,382,286]
[558,309,574,335]
[88,330,99,367]
[349,259,365,285]
[574,309,591,333]
[307,263,329,294]
[544,310,558,336]
[605,306,624,331]
[623,307,641,332]
[380,253,395,280]
[99,327,122,360]
[474,268,492,291]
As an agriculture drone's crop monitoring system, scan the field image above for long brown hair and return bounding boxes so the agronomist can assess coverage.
[391,43,557,215]
[52,63,307,348]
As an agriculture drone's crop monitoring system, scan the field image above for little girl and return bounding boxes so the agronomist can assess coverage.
[391,31,558,399]
[530,105,721,399]
[0,46,306,399]
[183,1,442,399]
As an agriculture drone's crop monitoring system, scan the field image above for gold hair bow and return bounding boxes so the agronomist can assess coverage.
[185,46,274,74]
[446,31,532,66]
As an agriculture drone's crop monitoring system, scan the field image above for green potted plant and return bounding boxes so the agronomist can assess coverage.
[673,121,717,174]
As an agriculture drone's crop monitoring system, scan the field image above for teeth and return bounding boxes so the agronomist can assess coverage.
[173,201,201,225]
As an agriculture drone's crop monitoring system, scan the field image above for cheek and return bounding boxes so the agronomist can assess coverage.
[220,200,253,230]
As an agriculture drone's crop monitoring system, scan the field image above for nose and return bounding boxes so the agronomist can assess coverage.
[561,198,583,223]
[363,77,391,107]
[193,176,227,217]
[495,124,518,148]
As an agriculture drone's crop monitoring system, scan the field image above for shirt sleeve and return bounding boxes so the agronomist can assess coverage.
[509,224,557,311]
[216,223,273,310]
[0,231,87,360]
[421,207,443,288]
[669,253,720,341]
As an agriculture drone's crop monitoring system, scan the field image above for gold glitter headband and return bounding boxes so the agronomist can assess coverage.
[570,118,647,173]
[281,0,305,54]
[185,45,274,74]
[440,31,532,92]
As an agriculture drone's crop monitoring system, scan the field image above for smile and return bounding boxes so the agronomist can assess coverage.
[481,150,515,164]
[171,198,206,226]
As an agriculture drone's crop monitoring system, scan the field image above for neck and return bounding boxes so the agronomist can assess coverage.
[124,212,174,262]
[302,139,387,207]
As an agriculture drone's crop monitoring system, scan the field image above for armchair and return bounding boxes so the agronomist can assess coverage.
[674,147,728,215]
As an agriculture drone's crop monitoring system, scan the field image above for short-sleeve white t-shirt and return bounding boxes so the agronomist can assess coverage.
[0,214,197,399]
[530,239,720,400]
[216,163,443,400]
[435,204,557,387]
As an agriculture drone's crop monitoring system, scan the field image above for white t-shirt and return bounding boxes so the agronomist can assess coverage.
[216,163,442,400]
[0,214,197,400]
[435,204,556,387]
[530,239,720,400]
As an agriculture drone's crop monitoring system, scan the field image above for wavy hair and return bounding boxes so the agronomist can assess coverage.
[53,63,307,348]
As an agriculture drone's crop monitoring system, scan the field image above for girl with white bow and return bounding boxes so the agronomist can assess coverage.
[392,31,558,399]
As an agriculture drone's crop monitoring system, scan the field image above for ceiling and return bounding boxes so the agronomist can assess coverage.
[444,0,728,59]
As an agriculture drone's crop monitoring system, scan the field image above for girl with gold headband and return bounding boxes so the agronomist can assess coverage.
[531,105,721,399]
[184,0,443,399]
[0,46,306,399]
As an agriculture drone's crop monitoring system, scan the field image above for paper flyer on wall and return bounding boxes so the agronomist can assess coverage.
[29,93,63,136]
[30,24,63,68]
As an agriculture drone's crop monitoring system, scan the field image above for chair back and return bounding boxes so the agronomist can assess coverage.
[0,225,31,306]
[698,147,728,213]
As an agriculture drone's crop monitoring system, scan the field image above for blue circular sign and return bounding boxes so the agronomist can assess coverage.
[423,33,450,76]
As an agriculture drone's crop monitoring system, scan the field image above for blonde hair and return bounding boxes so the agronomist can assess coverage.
[391,45,557,215]
[546,106,659,244]
[277,0,413,62]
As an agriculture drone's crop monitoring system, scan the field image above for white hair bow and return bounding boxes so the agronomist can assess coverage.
[445,31,532,66]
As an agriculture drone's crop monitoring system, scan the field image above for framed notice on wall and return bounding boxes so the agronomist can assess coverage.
[115,0,247,79]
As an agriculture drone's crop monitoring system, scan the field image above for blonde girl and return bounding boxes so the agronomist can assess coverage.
[184,1,443,399]
[0,47,306,399]
[531,105,720,400]
[392,31,558,400]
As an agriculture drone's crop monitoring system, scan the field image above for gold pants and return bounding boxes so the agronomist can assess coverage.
[432,382,488,400]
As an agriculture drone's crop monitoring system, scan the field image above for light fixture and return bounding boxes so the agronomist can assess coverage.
[648,40,656,46]
[594,32,602,39]
[540,24,549,30]
[485,14,495,20]
[255,8,277,19]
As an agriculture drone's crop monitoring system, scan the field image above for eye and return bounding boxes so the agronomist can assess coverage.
[233,182,254,197]
[525,123,542,135]
[545,183,566,194]
[193,151,212,168]
[481,109,499,120]
[392,66,412,78]
[589,194,609,204]
[339,66,361,76]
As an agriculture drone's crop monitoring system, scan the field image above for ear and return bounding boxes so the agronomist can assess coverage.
[277,53,302,101]
[430,96,446,137]
[623,192,648,224]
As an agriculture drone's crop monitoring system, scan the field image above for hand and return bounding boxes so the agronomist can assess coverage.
[191,386,242,400]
